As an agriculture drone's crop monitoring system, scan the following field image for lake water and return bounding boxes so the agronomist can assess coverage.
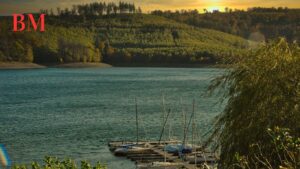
[0,67,224,168]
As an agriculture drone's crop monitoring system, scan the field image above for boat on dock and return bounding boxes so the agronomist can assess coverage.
[108,99,218,168]
[114,145,151,156]
[108,140,218,169]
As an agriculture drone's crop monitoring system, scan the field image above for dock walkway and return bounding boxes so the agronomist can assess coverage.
[108,141,204,169]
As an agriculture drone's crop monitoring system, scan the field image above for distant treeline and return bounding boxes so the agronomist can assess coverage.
[0,21,34,62]
[151,7,300,42]
[40,1,142,16]
[0,20,102,64]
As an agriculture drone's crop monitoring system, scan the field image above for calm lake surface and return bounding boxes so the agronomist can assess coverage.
[0,67,224,168]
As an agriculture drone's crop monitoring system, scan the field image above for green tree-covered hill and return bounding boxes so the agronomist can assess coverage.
[0,12,250,65]
[152,7,300,43]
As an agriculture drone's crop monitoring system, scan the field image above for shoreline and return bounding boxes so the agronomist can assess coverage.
[0,62,113,70]
[51,62,113,68]
[0,62,227,70]
[112,63,228,68]
[0,62,46,70]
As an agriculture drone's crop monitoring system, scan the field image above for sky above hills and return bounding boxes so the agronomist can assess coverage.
[0,0,300,14]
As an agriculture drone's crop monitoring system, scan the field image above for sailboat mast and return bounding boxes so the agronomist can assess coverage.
[158,109,171,144]
[183,100,195,147]
[192,99,197,168]
[135,98,139,144]
[192,99,195,149]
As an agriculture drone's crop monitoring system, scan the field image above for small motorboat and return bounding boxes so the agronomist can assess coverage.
[114,144,135,156]
[114,145,150,156]
[179,146,192,154]
[164,144,192,155]
[114,147,128,156]
[164,144,181,154]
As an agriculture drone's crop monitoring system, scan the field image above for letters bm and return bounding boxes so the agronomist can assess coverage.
[13,14,46,32]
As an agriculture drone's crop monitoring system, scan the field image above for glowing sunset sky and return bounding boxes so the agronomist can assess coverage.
[0,0,299,14]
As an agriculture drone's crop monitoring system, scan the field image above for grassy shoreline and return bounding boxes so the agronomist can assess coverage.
[112,63,226,68]
[52,62,112,68]
[0,62,113,69]
[0,62,46,70]
[0,62,227,69]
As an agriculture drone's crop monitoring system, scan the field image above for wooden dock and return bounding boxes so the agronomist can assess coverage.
[151,146,198,169]
[108,141,217,169]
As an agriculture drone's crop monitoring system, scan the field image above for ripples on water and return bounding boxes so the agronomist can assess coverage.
[0,67,224,168]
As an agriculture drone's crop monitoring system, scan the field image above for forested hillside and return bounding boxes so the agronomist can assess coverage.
[152,7,300,43]
[0,2,250,65]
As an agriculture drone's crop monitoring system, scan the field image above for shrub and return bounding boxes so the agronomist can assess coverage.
[235,127,300,169]
[12,156,107,169]
[209,38,300,168]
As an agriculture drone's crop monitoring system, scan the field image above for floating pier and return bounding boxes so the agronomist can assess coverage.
[108,140,218,169]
